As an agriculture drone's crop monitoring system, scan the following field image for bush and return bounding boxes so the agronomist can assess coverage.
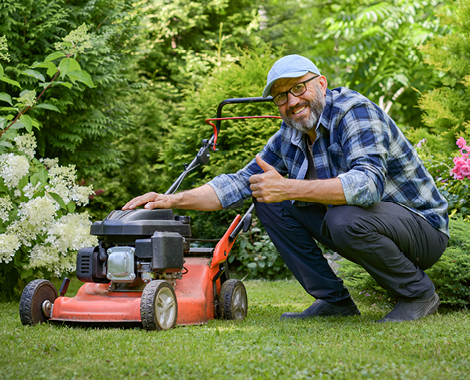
[417,0,470,154]
[340,218,470,307]
[0,133,97,301]
[0,27,99,300]
[405,134,470,219]
[0,0,143,178]
[229,216,291,280]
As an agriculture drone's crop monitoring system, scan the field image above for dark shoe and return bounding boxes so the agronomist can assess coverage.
[280,299,360,320]
[377,293,440,323]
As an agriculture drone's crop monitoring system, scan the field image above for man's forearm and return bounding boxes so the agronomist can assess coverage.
[170,184,223,211]
[122,184,223,211]
[285,177,347,205]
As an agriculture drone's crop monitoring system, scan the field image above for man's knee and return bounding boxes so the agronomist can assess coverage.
[324,205,369,254]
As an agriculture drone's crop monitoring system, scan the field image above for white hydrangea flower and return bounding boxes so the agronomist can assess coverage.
[22,182,41,199]
[46,212,97,252]
[43,162,92,206]
[0,153,29,189]
[16,196,58,235]
[28,244,60,270]
[40,157,59,169]
[70,184,93,206]
[7,220,37,247]
[14,133,37,158]
[0,196,13,222]
[0,234,20,263]
[28,244,77,276]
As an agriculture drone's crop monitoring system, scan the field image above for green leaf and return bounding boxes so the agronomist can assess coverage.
[0,92,13,105]
[20,114,32,132]
[44,51,66,62]
[48,192,67,210]
[30,167,48,186]
[0,178,8,193]
[21,69,45,83]
[18,174,28,191]
[58,58,81,79]
[0,76,21,89]
[0,63,3,78]
[31,117,41,129]
[34,103,60,112]
[10,121,25,130]
[20,268,33,280]
[67,201,76,213]
[0,140,13,149]
[47,66,59,77]
[0,107,18,112]
[66,70,95,88]
[56,81,73,89]
[31,61,55,69]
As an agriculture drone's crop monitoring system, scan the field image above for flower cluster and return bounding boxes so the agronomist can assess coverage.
[0,153,29,189]
[54,23,92,55]
[452,137,470,180]
[41,158,93,206]
[0,133,97,275]
[14,133,36,158]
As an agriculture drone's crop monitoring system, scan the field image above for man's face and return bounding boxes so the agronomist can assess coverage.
[271,74,326,134]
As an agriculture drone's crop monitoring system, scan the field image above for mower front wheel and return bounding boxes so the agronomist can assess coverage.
[219,279,248,320]
[141,280,177,331]
[19,279,58,325]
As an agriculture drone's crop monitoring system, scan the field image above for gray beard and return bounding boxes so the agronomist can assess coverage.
[282,87,326,134]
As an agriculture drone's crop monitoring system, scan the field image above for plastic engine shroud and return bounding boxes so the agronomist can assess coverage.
[90,209,191,243]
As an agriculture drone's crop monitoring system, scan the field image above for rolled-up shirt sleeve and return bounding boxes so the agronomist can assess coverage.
[336,103,390,207]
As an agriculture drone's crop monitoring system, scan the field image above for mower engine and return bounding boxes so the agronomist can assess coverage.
[76,209,190,288]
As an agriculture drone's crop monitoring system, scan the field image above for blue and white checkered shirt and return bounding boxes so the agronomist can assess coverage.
[208,88,449,236]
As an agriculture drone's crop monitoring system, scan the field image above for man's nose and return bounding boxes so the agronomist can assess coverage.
[286,91,300,108]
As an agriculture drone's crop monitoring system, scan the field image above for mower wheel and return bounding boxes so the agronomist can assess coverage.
[219,279,248,320]
[19,279,58,325]
[141,280,177,331]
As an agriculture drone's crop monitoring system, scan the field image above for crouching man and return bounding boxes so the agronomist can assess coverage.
[123,54,449,323]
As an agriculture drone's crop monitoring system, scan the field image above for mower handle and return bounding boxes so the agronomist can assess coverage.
[214,97,274,135]
[166,97,277,195]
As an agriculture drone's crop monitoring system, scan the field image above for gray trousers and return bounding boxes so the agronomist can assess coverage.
[254,200,448,303]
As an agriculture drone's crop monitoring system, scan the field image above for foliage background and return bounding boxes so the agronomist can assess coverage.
[1,0,470,302]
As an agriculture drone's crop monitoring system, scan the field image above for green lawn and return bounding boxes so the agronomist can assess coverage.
[1,279,469,380]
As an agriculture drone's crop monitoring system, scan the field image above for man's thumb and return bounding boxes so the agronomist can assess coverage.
[256,154,273,173]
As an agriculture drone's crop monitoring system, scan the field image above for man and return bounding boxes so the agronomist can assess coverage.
[123,54,449,323]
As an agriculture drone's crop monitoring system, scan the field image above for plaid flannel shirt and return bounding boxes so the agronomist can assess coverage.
[207,87,449,236]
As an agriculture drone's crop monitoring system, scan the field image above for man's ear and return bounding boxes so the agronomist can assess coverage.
[318,75,328,96]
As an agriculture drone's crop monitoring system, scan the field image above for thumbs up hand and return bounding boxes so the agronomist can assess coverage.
[249,155,287,203]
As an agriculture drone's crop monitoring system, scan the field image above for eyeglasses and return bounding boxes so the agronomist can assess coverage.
[272,75,319,106]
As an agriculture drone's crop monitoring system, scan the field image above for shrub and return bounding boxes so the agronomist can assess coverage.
[0,28,98,300]
[230,216,291,280]
[417,0,470,154]
[407,136,470,219]
[0,0,143,178]
[0,133,97,300]
[340,218,470,307]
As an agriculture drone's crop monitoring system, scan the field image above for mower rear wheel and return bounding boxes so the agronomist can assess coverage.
[219,279,248,320]
[19,279,58,325]
[141,280,177,331]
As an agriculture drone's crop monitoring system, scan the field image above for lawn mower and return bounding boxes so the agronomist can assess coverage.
[19,97,280,330]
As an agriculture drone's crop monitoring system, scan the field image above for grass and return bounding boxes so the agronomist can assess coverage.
[1,279,470,380]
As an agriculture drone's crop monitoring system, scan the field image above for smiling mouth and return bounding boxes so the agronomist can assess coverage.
[292,105,307,115]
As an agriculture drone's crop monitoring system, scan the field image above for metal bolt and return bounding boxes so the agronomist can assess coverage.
[42,300,53,318]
